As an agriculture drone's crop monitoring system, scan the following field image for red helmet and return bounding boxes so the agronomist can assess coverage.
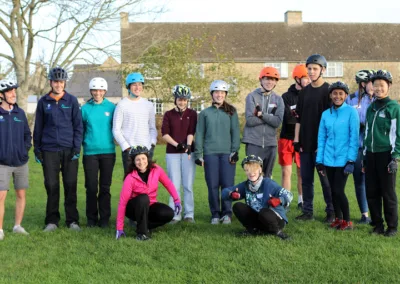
[292,64,308,79]
[259,67,280,80]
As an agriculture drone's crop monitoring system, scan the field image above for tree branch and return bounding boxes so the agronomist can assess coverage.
[0,53,16,64]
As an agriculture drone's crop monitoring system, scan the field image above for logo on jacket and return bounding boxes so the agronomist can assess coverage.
[61,104,71,109]
[105,112,110,116]
[379,111,386,118]
[46,104,51,110]
[13,117,22,122]
[0,116,4,122]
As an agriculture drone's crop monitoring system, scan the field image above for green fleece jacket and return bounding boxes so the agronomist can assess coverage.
[364,97,400,159]
[194,105,240,158]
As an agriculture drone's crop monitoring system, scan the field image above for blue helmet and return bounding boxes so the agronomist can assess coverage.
[125,73,145,89]
[48,67,68,81]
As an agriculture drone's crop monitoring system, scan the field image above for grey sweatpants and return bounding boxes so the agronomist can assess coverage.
[245,143,277,179]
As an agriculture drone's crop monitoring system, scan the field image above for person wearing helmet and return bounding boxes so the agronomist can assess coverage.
[316,81,359,231]
[115,146,181,241]
[33,66,83,232]
[345,70,375,225]
[0,80,31,240]
[222,155,293,240]
[194,80,240,225]
[242,66,284,179]
[161,85,197,223]
[278,64,310,210]
[112,72,157,175]
[363,70,400,237]
[81,77,116,228]
[294,54,334,222]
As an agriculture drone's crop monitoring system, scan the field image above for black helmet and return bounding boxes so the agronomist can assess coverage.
[241,155,263,169]
[48,67,68,81]
[355,69,374,84]
[172,84,191,99]
[306,54,327,68]
[328,81,350,95]
[129,145,149,158]
[371,69,393,84]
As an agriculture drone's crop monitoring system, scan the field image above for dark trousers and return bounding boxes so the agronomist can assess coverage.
[352,149,368,214]
[325,166,350,221]
[233,202,285,234]
[366,151,398,230]
[125,194,174,235]
[246,144,277,179]
[42,149,79,226]
[83,153,116,224]
[300,152,333,214]
[204,154,236,218]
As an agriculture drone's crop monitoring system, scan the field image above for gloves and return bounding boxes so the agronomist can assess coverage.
[268,197,281,208]
[116,230,126,240]
[35,152,43,164]
[229,152,239,163]
[71,151,80,161]
[186,145,192,156]
[316,163,326,175]
[195,158,204,167]
[344,161,355,175]
[388,159,398,174]
[230,188,240,200]
[174,201,182,215]
[270,106,277,115]
[293,142,301,153]
[254,105,262,118]
[176,143,187,151]
[149,144,155,158]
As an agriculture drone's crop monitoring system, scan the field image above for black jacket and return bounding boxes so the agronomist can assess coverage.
[280,84,299,140]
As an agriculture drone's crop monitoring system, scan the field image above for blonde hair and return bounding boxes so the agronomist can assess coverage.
[243,162,262,173]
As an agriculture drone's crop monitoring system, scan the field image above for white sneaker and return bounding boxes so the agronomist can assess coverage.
[211,218,220,225]
[43,223,58,232]
[13,225,29,235]
[0,230,4,241]
[220,215,231,225]
[69,222,81,231]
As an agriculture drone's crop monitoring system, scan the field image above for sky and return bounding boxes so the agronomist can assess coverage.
[134,0,400,23]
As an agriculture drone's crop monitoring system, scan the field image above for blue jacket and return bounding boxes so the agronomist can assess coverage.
[82,98,115,155]
[33,92,83,154]
[345,91,374,148]
[316,103,359,167]
[222,177,293,223]
[0,104,32,167]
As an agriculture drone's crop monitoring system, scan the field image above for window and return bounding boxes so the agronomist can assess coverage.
[325,62,343,77]
[264,62,288,78]
[148,98,163,115]
[189,99,204,113]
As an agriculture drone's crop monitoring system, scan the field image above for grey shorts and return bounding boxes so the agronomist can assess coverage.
[0,163,29,191]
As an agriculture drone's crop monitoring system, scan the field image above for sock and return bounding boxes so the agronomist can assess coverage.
[13,225,21,230]
[298,195,303,204]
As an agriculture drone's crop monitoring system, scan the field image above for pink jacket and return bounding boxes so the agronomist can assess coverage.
[116,165,180,230]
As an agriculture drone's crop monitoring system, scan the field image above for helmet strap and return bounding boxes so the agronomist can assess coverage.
[128,89,138,98]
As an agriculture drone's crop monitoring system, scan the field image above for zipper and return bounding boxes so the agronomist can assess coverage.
[370,105,385,153]
[8,111,13,166]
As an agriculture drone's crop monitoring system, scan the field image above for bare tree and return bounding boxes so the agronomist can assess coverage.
[0,0,164,110]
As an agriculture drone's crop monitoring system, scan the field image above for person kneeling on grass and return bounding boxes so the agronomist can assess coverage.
[221,155,293,240]
[115,146,181,241]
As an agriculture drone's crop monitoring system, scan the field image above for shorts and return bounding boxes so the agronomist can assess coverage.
[0,163,29,191]
[278,138,300,167]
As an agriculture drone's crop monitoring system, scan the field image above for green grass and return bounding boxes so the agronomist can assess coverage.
[1,146,400,283]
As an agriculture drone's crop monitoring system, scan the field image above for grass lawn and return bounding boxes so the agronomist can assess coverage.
[1,146,400,283]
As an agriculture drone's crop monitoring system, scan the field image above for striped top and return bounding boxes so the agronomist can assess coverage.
[112,97,157,151]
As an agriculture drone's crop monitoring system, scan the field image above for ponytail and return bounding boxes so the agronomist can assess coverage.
[221,101,236,116]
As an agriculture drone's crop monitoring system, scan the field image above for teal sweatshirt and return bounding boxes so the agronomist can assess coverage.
[194,105,240,158]
[82,98,116,155]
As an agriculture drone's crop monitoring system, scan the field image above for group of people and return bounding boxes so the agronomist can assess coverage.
[0,52,398,242]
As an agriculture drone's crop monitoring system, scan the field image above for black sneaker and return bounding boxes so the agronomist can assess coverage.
[136,234,151,241]
[357,215,371,225]
[323,212,335,223]
[297,202,303,210]
[236,228,261,237]
[276,230,290,240]
[371,226,385,235]
[295,212,314,221]
[87,220,97,228]
[98,221,109,228]
[384,228,397,237]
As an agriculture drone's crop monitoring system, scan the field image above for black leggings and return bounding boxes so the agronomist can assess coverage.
[325,166,350,221]
[125,194,174,234]
[233,202,285,234]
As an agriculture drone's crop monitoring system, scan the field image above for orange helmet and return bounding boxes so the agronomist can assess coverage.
[259,67,280,80]
[292,64,308,79]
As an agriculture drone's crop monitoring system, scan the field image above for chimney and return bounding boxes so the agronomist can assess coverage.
[120,12,129,29]
[284,11,302,26]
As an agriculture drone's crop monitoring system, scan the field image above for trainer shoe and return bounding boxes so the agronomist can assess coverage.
[297,202,303,210]
[371,225,385,235]
[136,234,151,241]
[211,218,220,225]
[357,215,371,225]
[384,228,397,237]
[13,225,29,235]
[236,228,261,237]
[98,221,109,228]
[220,215,231,225]
[0,230,4,241]
[87,220,97,228]
[295,212,314,221]
[43,223,58,232]
[339,220,353,231]
[324,212,335,224]
[69,222,81,232]
[276,230,290,240]
[183,217,195,223]
[329,218,343,229]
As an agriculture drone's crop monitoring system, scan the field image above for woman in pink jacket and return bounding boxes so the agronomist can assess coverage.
[115,146,181,241]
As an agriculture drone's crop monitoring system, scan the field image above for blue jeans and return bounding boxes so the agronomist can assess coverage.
[300,152,334,214]
[166,153,196,219]
[352,149,368,214]
[204,154,236,218]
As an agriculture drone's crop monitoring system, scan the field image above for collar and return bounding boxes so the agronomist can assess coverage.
[45,91,69,101]
[0,103,19,114]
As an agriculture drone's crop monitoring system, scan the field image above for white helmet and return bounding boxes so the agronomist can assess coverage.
[0,80,18,93]
[89,77,108,91]
[209,80,229,95]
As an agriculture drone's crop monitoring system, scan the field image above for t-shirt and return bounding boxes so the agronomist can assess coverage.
[295,82,331,152]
